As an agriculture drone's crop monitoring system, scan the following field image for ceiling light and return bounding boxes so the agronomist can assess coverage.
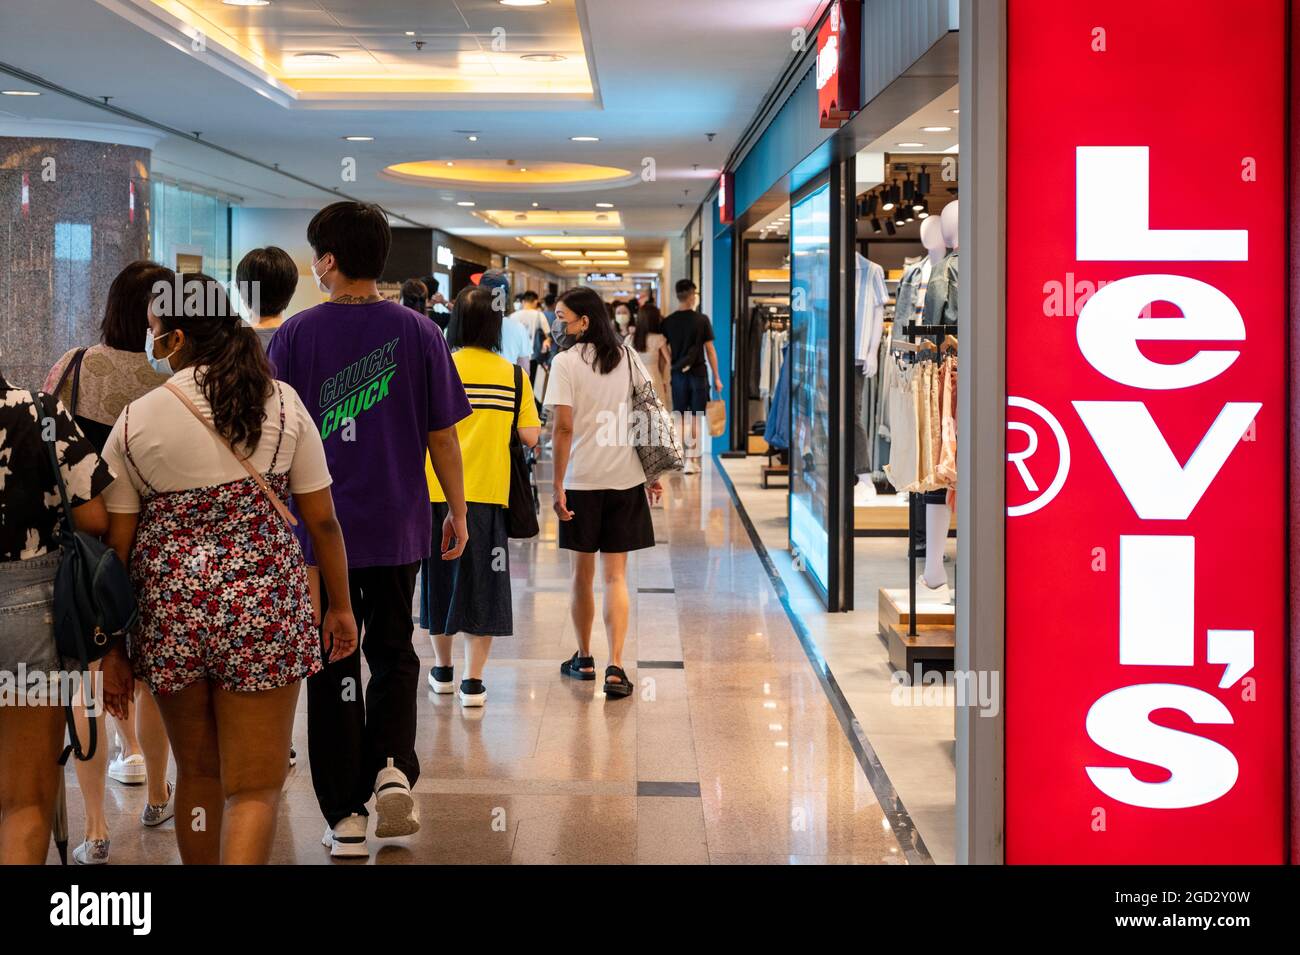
[896,142,925,148]
[467,135,479,142]
[445,161,454,167]
[343,135,373,142]
[519,167,528,172]
[531,202,540,208]
[223,0,270,5]
[595,202,614,208]
[949,108,960,114]
[870,218,882,234]
[921,126,952,132]
[522,54,567,62]
[1,90,41,96]
[405,31,416,36]
[570,136,600,142]
[457,201,476,207]
[499,0,549,6]
[294,52,339,60]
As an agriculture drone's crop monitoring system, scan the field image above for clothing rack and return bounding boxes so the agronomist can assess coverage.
[897,321,954,637]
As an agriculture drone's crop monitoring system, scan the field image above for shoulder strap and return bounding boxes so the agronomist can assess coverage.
[511,362,523,430]
[53,348,86,418]
[163,382,299,527]
[34,393,77,542]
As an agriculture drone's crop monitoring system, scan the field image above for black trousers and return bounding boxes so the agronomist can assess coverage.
[308,562,421,827]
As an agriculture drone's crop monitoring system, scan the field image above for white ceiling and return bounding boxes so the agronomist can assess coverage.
[0,0,823,276]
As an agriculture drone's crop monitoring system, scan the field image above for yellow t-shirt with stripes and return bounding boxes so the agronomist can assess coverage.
[426,347,540,506]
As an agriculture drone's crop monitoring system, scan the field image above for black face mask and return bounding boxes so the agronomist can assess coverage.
[552,316,582,351]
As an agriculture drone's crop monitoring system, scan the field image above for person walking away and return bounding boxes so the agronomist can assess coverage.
[0,365,113,864]
[661,279,722,474]
[631,301,672,414]
[237,246,299,357]
[509,290,549,379]
[269,201,472,858]
[97,273,356,864]
[422,287,540,706]
[545,287,662,699]
[43,260,175,864]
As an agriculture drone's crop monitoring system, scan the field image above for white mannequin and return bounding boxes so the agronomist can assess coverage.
[918,205,955,599]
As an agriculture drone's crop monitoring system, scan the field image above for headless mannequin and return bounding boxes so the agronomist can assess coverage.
[919,211,953,595]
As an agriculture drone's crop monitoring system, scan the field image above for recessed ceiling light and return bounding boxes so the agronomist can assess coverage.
[445,161,455,167]
[467,135,479,142]
[519,167,528,172]
[896,142,926,148]
[949,108,960,114]
[1,89,40,96]
[921,126,952,132]
[457,201,476,207]
[294,52,339,60]
[500,0,549,6]
[521,53,566,62]
[223,0,270,6]
[531,202,540,208]
[404,31,415,36]
[343,135,374,142]
[570,136,599,142]
[595,202,614,208]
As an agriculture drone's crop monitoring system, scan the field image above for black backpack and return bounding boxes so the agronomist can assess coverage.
[506,365,540,539]
[36,393,138,763]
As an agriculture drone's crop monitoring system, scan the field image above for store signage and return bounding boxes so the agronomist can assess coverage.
[815,0,860,129]
[1004,0,1286,863]
[436,244,454,269]
[585,272,623,282]
[718,171,734,226]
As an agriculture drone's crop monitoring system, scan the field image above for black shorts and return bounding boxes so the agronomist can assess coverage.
[420,501,512,636]
[671,372,709,414]
[557,485,656,554]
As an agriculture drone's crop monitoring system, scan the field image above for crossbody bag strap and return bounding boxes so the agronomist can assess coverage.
[35,393,77,540]
[511,362,523,431]
[163,382,299,527]
[53,348,86,418]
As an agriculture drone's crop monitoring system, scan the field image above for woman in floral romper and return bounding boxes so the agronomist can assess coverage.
[99,274,357,865]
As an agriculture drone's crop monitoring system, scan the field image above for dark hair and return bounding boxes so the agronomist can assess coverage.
[235,246,298,318]
[675,278,696,300]
[558,286,623,375]
[446,286,503,352]
[400,279,428,312]
[422,275,440,295]
[101,260,176,351]
[632,303,663,352]
[543,293,556,309]
[157,273,273,453]
[306,201,391,280]
[521,290,539,305]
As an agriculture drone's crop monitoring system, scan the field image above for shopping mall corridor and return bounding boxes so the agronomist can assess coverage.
[49,461,905,865]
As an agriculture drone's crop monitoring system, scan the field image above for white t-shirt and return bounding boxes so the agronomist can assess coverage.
[510,307,548,343]
[101,366,332,513]
[544,344,648,491]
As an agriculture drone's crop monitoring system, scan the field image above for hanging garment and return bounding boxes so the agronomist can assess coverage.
[853,367,871,473]
[855,255,888,374]
[936,354,958,486]
[763,340,792,450]
[923,251,959,327]
[882,356,917,492]
[912,361,937,491]
[893,258,933,331]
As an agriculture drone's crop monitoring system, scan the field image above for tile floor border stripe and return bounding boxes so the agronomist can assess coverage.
[710,454,934,865]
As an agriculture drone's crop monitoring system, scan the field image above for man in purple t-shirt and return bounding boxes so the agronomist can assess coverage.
[268,201,471,858]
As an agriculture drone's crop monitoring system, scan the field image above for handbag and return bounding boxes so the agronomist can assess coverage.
[35,393,138,764]
[624,346,684,482]
[506,363,540,539]
[706,396,726,437]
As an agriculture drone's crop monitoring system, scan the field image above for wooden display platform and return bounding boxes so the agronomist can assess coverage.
[852,496,956,534]
[761,463,788,488]
[878,587,955,670]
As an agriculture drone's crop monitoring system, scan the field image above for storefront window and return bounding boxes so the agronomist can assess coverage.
[150,179,231,280]
[788,180,832,592]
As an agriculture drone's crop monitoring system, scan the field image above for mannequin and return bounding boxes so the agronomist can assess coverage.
[918,207,954,599]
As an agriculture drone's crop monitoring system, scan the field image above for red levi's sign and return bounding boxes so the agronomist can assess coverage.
[816,0,860,129]
[1005,0,1287,863]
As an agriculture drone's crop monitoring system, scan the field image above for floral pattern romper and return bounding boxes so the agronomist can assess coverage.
[122,385,322,695]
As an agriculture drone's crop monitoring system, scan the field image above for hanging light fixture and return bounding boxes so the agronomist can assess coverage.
[884,218,896,236]
[902,174,916,202]
[870,217,882,234]
[917,165,931,196]
[882,182,898,211]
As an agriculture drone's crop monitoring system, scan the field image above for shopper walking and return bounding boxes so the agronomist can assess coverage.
[98,273,356,865]
[43,260,175,864]
[0,366,113,864]
[631,300,671,413]
[662,279,722,474]
[268,201,472,858]
[236,246,299,356]
[545,287,662,699]
[422,286,540,706]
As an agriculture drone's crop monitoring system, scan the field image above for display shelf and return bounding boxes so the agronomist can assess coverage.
[878,586,955,670]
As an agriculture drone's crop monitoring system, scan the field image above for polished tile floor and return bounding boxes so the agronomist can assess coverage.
[49,460,907,864]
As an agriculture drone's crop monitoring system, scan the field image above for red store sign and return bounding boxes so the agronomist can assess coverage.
[816,0,860,129]
[1005,0,1287,863]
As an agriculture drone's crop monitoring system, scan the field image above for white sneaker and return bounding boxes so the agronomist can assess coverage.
[427,666,455,694]
[321,813,369,858]
[458,679,486,707]
[683,459,700,475]
[108,752,146,785]
[373,759,419,838]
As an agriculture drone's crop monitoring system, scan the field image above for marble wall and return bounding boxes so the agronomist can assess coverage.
[0,136,151,390]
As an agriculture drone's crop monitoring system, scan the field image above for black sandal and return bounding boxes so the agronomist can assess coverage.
[561,652,596,681]
[603,665,633,699]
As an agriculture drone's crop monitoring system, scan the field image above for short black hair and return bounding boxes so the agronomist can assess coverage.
[447,286,503,352]
[101,260,176,351]
[306,201,391,280]
[236,246,298,317]
[521,290,540,305]
[543,292,556,308]
[675,278,697,300]
[422,275,440,294]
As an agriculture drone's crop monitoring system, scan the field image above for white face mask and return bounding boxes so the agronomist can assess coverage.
[310,254,333,294]
[615,311,630,329]
[144,328,178,377]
